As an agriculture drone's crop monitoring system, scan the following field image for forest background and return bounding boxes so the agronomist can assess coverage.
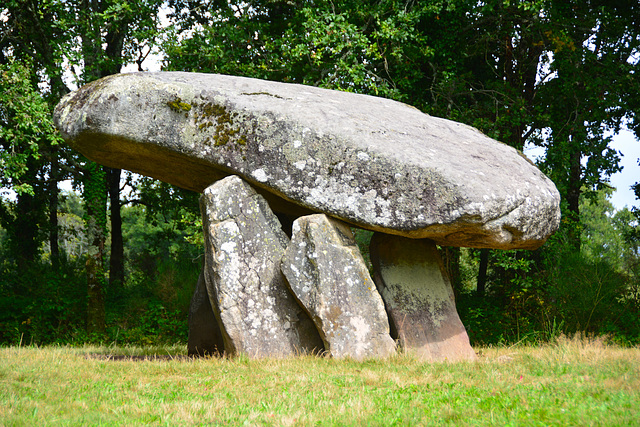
[1,0,639,348]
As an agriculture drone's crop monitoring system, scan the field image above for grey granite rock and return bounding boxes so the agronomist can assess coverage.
[281,214,396,360]
[201,176,323,357]
[54,72,560,249]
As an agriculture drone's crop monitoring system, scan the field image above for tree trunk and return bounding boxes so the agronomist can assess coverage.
[12,160,44,270]
[477,248,489,295]
[441,246,462,298]
[14,192,40,270]
[86,231,106,334]
[102,8,128,292]
[49,155,60,270]
[78,0,123,334]
[108,167,124,288]
[84,162,107,334]
[566,146,582,251]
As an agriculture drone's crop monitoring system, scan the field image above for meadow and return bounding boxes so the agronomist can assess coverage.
[1,336,638,426]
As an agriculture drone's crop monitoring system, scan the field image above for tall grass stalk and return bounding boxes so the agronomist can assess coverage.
[1,336,638,425]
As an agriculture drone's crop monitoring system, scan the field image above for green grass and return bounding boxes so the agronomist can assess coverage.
[1,336,638,426]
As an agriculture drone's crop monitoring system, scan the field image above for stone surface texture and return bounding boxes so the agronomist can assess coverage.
[54,72,560,250]
[281,214,396,360]
[187,268,224,356]
[201,176,323,357]
[370,233,477,362]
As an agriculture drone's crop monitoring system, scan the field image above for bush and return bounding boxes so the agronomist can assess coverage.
[0,258,87,345]
[456,243,640,347]
[548,252,626,333]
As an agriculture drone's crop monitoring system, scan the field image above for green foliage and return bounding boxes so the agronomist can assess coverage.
[1,0,639,348]
[99,255,195,346]
[163,0,437,102]
[54,190,87,259]
[0,259,87,345]
[351,227,374,271]
[164,0,640,253]
[99,199,199,346]
[0,60,61,265]
[580,190,639,273]
[82,161,107,232]
[0,186,199,346]
[458,249,552,345]
[0,192,48,267]
[628,172,640,262]
[124,177,202,262]
[457,209,640,346]
[547,251,631,336]
[0,60,61,196]
[105,301,188,346]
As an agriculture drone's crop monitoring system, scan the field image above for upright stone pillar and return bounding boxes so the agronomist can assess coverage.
[201,176,323,357]
[370,233,476,362]
[282,214,396,360]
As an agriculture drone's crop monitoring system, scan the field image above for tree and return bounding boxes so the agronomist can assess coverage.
[162,0,638,278]
[2,0,638,343]
[533,1,640,248]
[580,189,638,272]
[1,0,76,269]
[1,0,164,334]
[69,0,165,333]
[631,160,640,248]
[163,0,437,99]
[0,60,61,269]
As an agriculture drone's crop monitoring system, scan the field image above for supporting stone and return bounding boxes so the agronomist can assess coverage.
[187,268,224,356]
[370,233,476,362]
[282,214,396,360]
[201,176,323,357]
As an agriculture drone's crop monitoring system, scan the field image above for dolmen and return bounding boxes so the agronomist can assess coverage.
[54,72,561,361]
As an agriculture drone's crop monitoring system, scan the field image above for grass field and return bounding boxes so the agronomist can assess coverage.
[1,336,638,426]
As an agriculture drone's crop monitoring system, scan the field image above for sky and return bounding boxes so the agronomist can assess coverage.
[523,128,639,212]
[608,128,640,210]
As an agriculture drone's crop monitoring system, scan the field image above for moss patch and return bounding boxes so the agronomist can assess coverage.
[167,97,192,113]
[195,101,248,148]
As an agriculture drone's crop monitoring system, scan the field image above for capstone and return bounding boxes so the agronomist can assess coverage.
[54,72,561,250]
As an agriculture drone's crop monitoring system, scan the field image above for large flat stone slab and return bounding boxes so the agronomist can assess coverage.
[54,72,561,249]
[281,214,396,360]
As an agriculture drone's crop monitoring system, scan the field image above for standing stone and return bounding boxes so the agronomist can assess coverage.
[282,214,396,360]
[188,268,224,356]
[201,175,323,357]
[370,233,477,362]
